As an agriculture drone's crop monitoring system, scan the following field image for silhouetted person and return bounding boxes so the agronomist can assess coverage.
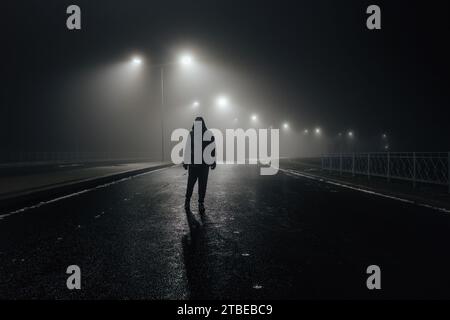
[183,117,216,211]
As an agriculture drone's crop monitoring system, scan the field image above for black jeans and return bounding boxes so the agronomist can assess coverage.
[186,165,210,203]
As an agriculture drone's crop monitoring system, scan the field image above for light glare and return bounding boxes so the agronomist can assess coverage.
[216,96,229,108]
[131,56,142,65]
[180,54,193,66]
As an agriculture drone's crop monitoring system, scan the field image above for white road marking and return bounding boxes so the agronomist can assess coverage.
[417,203,450,214]
[0,166,173,221]
[281,168,450,214]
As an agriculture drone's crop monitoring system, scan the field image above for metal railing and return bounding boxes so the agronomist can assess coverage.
[321,152,450,192]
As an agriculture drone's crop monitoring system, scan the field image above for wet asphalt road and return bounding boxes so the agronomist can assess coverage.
[1,164,450,299]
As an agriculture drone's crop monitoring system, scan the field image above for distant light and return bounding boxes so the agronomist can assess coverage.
[315,127,321,135]
[382,133,387,139]
[131,56,142,66]
[251,114,258,122]
[348,131,354,137]
[338,132,343,137]
[304,129,309,134]
[216,96,229,108]
[385,145,389,150]
[192,101,200,108]
[179,54,194,66]
[283,122,289,129]
[233,118,238,122]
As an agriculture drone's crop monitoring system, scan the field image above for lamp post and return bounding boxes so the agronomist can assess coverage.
[160,67,165,162]
[132,53,194,161]
[160,54,194,161]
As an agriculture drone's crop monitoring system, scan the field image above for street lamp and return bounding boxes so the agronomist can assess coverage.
[131,56,143,66]
[283,122,289,129]
[251,114,258,122]
[192,101,200,108]
[348,131,354,138]
[216,95,229,108]
[315,127,321,135]
[303,129,309,134]
[179,54,194,66]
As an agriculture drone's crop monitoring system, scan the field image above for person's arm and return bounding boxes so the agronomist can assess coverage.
[211,135,216,169]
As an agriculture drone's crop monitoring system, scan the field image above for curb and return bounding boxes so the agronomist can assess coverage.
[0,163,174,213]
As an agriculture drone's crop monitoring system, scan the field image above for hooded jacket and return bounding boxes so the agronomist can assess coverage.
[183,117,216,167]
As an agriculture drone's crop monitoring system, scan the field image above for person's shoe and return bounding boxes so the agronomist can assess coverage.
[184,199,190,210]
[198,202,205,212]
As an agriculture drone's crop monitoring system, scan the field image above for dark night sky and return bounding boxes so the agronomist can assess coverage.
[1,0,449,156]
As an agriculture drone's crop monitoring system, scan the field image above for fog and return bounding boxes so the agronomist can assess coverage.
[23,52,330,162]
[2,0,449,164]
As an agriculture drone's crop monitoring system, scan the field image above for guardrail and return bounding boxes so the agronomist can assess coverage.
[321,152,450,192]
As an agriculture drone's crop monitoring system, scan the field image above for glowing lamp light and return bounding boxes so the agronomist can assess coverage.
[216,96,229,108]
[131,56,142,65]
[179,54,193,66]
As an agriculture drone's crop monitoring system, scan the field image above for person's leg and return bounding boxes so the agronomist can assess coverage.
[198,166,209,205]
[185,166,198,208]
